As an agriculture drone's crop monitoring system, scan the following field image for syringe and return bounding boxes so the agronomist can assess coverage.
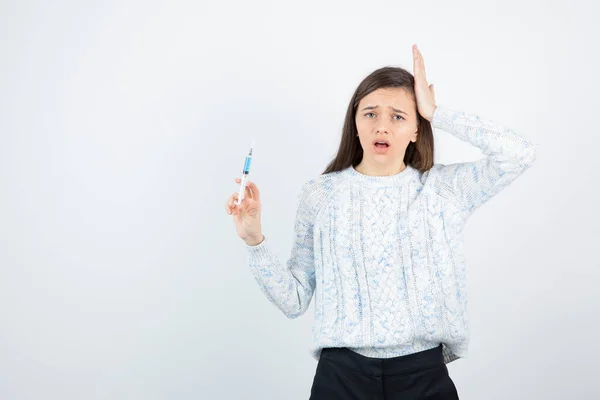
[235,141,254,205]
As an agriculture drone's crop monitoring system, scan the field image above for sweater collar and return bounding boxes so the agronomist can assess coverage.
[344,164,417,187]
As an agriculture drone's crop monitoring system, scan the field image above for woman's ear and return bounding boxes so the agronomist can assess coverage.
[411,129,418,143]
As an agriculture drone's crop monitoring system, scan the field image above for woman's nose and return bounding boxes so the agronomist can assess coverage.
[376,124,390,135]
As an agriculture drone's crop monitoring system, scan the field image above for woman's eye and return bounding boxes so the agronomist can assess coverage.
[365,112,376,118]
[393,115,404,121]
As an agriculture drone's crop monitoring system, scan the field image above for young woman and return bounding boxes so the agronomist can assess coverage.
[225,45,536,399]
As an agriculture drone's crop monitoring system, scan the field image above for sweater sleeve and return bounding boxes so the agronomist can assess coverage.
[431,105,537,217]
[245,181,317,319]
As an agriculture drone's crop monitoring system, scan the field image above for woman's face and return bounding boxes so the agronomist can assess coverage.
[355,87,419,166]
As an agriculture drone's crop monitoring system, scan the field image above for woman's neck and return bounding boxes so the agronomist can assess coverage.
[354,160,407,177]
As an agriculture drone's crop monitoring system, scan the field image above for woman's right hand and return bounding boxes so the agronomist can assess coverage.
[225,179,264,246]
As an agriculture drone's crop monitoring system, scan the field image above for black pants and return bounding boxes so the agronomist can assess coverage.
[309,345,459,400]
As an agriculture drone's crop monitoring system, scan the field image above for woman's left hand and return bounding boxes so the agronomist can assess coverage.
[412,44,437,122]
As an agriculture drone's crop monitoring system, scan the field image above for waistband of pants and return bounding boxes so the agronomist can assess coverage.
[320,344,444,377]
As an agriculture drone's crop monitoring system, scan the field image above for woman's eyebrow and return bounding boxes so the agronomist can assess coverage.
[390,107,408,115]
[360,105,408,115]
[360,105,378,111]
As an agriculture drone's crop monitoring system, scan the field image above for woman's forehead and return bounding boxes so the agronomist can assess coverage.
[359,88,414,108]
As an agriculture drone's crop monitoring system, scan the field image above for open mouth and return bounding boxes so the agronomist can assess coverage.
[373,140,390,153]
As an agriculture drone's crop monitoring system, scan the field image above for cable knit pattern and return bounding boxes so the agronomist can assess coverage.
[246,105,536,363]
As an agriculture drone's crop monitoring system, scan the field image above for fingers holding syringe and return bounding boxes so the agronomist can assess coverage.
[225,192,240,215]
[234,178,260,202]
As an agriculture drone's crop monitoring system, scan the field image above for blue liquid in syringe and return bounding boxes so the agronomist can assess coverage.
[242,149,253,174]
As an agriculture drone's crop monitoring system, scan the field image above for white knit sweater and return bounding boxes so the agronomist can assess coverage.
[246,105,537,363]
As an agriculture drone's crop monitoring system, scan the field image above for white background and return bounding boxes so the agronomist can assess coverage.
[1,0,598,399]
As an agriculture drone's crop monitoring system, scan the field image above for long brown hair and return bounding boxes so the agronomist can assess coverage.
[323,67,434,175]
